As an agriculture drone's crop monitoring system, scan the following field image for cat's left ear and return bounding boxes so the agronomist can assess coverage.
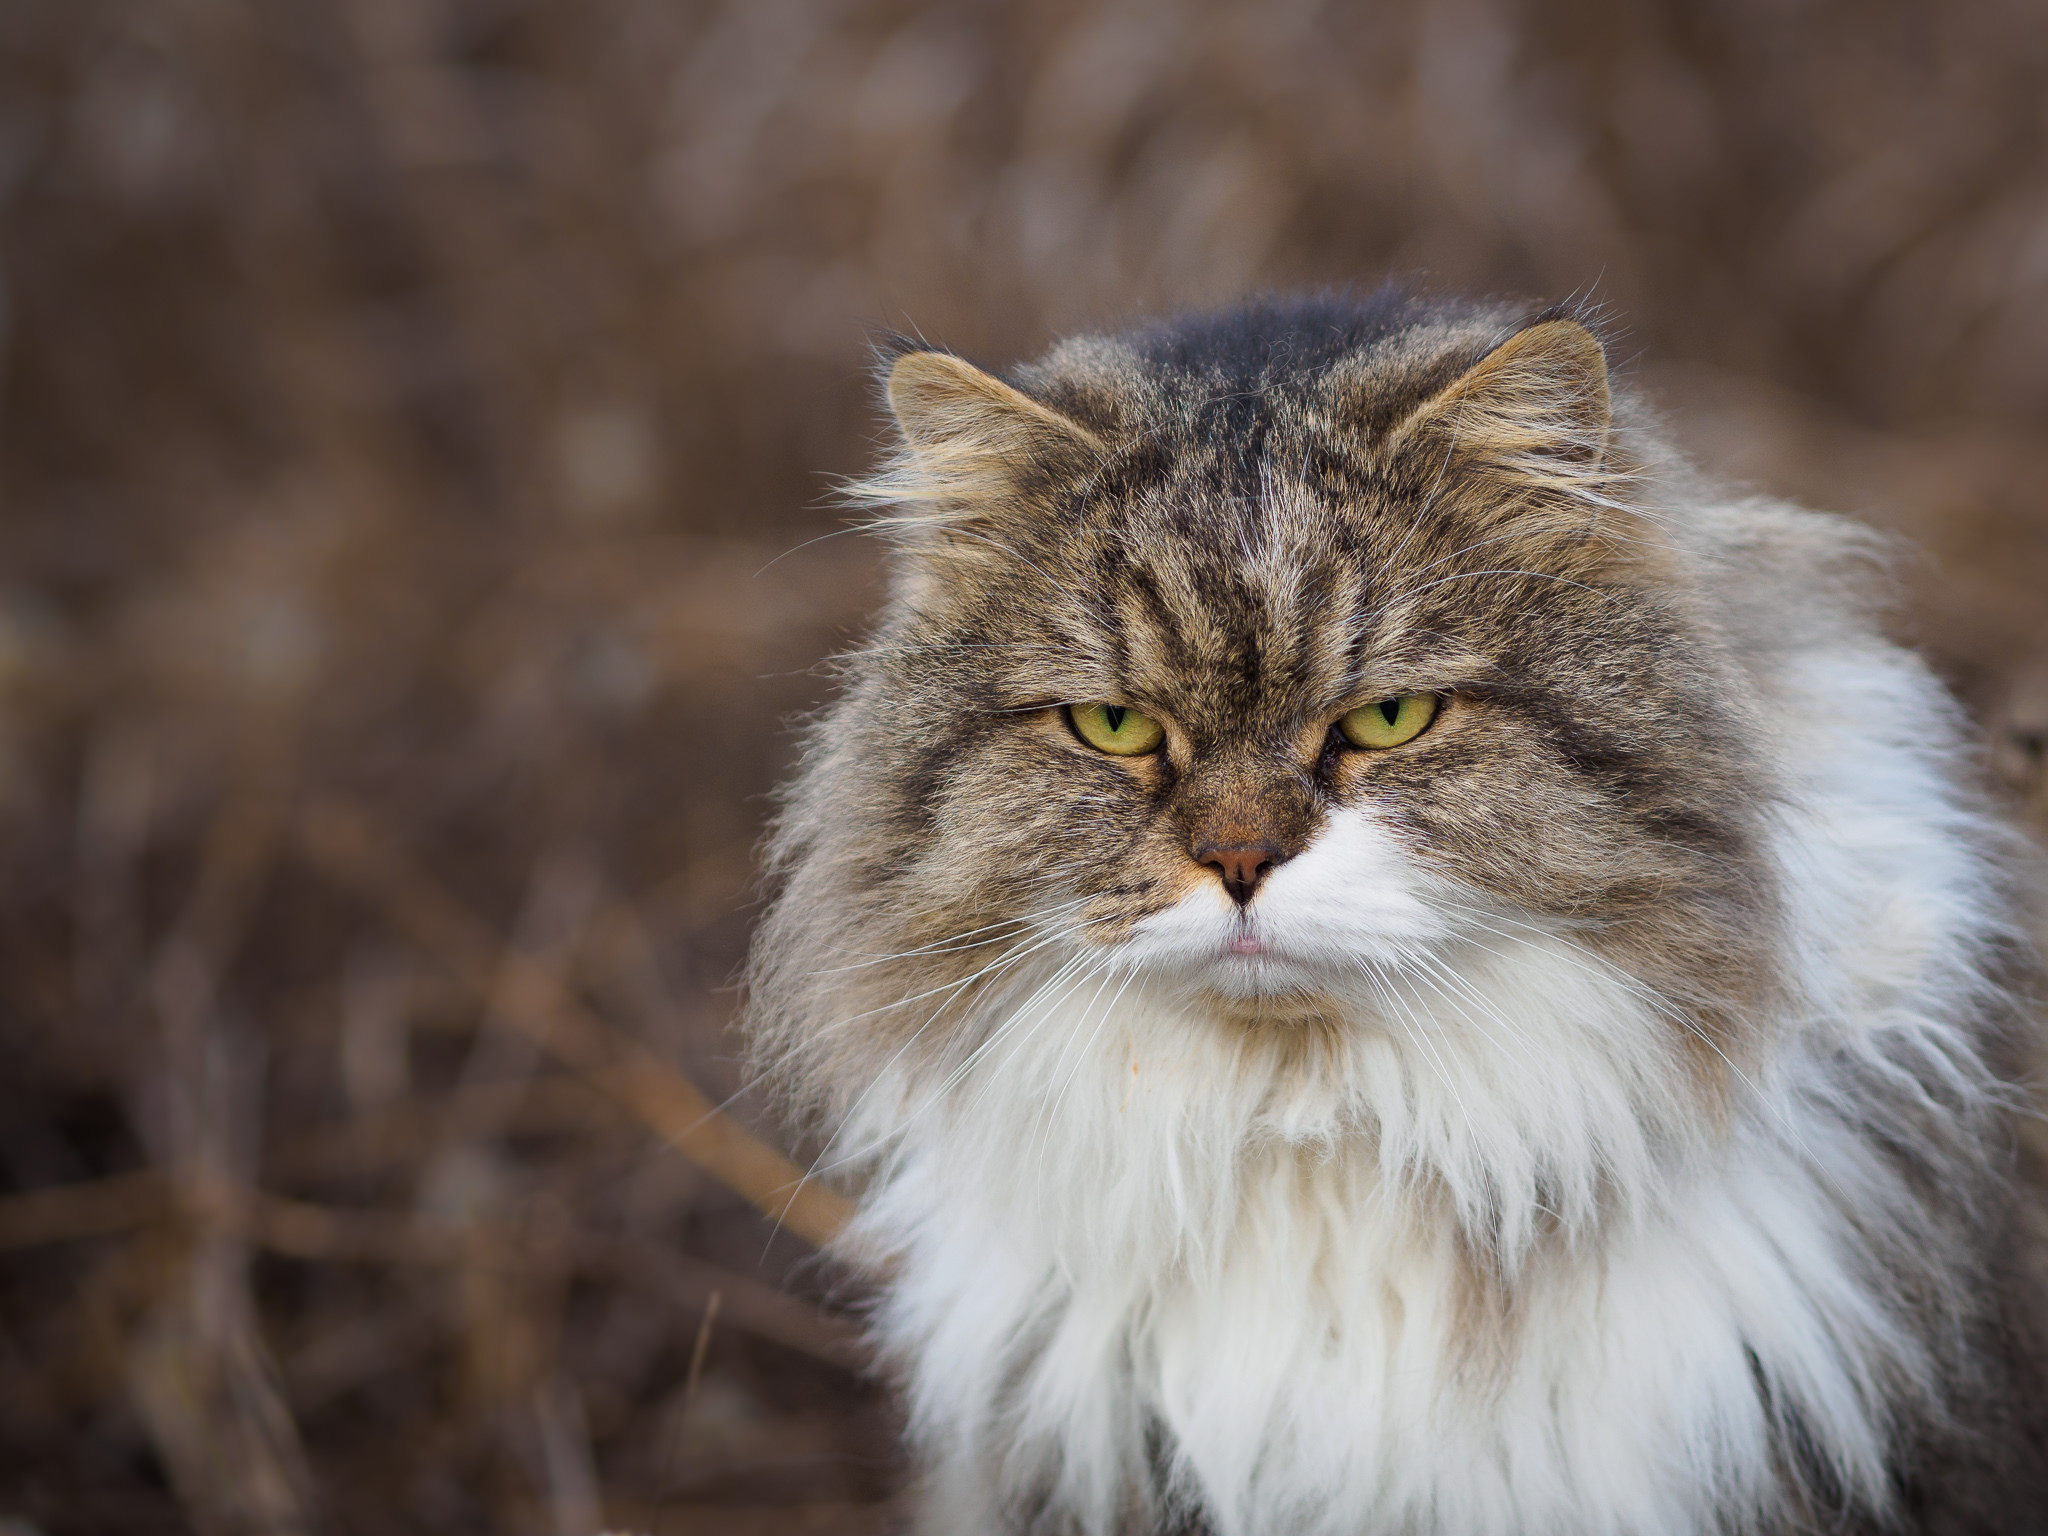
[1385,320,1612,488]
[861,348,1108,528]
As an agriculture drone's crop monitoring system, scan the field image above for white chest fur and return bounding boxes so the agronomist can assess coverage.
[845,971,1927,1536]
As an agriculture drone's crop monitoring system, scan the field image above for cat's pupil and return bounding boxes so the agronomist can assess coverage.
[1104,706,1126,733]
[1379,698,1400,726]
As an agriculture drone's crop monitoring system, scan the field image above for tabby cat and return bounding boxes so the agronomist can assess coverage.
[745,291,2048,1534]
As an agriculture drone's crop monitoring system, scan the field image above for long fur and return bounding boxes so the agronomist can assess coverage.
[747,290,2048,1534]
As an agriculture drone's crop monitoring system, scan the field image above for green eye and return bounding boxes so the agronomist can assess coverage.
[1068,702,1166,756]
[1338,693,1439,750]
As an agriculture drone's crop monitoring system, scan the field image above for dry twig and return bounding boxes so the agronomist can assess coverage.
[294,797,853,1248]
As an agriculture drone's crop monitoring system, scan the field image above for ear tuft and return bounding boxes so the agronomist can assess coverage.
[851,350,1106,528]
[1392,320,1613,488]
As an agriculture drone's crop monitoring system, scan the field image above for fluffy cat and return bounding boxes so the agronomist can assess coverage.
[745,290,2048,1535]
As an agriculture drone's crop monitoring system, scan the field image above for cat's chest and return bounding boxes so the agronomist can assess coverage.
[867,1125,1888,1536]
[1071,1152,1497,1434]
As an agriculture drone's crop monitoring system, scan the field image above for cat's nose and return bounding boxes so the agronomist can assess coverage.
[1196,842,1286,906]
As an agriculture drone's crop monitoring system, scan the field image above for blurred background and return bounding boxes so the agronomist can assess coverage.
[1,1,2045,1532]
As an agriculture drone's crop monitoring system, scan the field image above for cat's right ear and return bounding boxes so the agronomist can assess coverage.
[855,349,1107,530]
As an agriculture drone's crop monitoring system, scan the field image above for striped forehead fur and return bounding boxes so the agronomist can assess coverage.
[747,288,2048,1534]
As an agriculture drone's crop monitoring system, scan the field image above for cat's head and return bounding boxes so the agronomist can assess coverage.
[756,291,1781,1130]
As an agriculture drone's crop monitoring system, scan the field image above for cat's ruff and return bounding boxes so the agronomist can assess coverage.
[747,291,2048,1534]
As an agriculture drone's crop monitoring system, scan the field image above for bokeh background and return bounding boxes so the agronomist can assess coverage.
[3,2,2046,1532]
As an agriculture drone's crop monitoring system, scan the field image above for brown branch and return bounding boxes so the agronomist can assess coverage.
[241,1193,864,1368]
[293,798,852,1248]
[0,1169,170,1252]
[0,1173,864,1371]
[267,1075,608,1181]
[576,1234,864,1372]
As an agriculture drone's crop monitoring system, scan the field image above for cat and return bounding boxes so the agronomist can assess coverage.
[745,289,2048,1535]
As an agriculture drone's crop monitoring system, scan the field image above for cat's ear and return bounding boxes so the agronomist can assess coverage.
[1386,320,1612,489]
[859,349,1108,527]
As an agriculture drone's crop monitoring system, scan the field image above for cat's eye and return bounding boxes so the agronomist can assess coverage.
[1068,703,1166,756]
[1338,694,1439,750]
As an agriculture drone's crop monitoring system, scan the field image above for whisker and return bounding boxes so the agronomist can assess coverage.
[1357,956,1480,1152]
[1404,951,1544,1073]
[1030,955,1138,1179]
[785,916,1122,1193]
[810,897,1095,972]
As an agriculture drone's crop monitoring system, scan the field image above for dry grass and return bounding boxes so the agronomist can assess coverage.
[0,1,2044,1532]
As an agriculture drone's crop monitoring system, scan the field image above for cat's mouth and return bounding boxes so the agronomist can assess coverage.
[1104,901,1343,995]
[1186,932,1349,1022]
[1197,924,1328,994]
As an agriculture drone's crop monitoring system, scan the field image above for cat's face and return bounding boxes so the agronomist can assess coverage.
[780,298,1779,1090]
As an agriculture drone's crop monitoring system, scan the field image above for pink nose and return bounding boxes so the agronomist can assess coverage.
[1197,843,1283,906]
